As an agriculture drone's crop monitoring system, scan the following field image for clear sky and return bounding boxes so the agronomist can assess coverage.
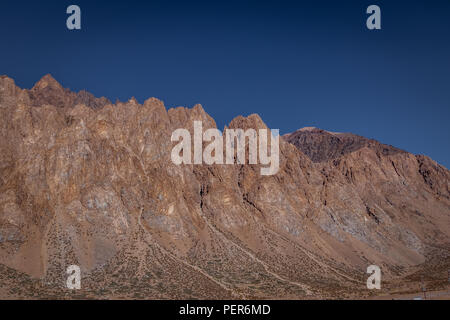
[1,0,449,168]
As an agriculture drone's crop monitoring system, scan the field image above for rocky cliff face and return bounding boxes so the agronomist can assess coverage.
[0,75,449,299]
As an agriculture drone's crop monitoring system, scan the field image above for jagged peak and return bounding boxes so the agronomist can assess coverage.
[0,75,15,81]
[143,97,164,107]
[127,97,139,104]
[143,97,166,114]
[32,74,63,91]
[0,75,17,88]
[228,113,267,131]
[192,103,204,112]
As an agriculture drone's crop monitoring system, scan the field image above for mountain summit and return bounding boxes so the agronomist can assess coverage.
[26,74,111,109]
[32,74,63,91]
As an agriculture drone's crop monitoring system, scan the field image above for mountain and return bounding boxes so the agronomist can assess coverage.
[0,75,449,299]
[283,127,405,163]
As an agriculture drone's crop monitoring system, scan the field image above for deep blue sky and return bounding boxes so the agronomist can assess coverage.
[1,0,449,168]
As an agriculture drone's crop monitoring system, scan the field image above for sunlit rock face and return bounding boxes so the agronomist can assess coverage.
[0,75,449,299]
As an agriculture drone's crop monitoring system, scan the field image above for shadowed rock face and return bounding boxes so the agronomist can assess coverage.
[0,75,449,299]
[283,127,405,163]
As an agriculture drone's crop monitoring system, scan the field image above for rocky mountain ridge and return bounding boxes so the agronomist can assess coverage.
[0,75,448,299]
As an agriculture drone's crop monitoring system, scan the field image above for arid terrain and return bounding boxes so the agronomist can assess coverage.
[0,75,449,299]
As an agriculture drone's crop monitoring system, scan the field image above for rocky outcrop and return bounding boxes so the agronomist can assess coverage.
[27,74,111,109]
[0,75,448,299]
[283,127,405,163]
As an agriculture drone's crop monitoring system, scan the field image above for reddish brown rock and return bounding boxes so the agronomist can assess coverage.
[0,75,448,299]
